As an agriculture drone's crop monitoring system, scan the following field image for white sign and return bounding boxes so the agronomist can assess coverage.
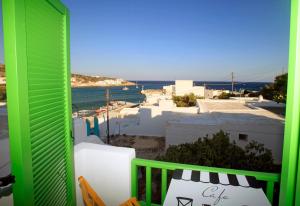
[163,170,271,206]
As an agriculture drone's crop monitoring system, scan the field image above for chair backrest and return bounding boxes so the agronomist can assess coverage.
[78,176,106,206]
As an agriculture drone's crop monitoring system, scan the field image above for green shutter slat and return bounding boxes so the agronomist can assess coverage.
[30,110,65,127]
[34,160,66,192]
[34,158,66,187]
[28,71,65,79]
[31,129,65,151]
[32,135,66,163]
[29,99,65,113]
[48,186,67,206]
[30,93,63,107]
[28,87,65,93]
[35,170,67,205]
[28,91,65,99]
[48,185,67,206]
[31,121,65,142]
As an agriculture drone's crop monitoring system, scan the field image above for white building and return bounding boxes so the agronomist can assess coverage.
[163,80,205,97]
[166,99,285,163]
[113,98,285,163]
[105,99,199,137]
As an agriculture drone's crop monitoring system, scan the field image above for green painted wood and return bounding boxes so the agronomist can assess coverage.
[161,169,167,203]
[131,163,138,198]
[132,158,279,205]
[2,0,75,205]
[146,166,152,206]
[295,149,300,205]
[279,0,300,205]
[266,181,274,205]
[132,158,280,182]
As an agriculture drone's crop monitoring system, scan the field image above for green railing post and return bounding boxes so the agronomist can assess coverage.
[266,181,274,205]
[146,166,152,206]
[131,162,138,198]
[161,169,167,203]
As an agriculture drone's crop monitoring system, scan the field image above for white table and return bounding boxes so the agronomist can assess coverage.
[163,169,271,206]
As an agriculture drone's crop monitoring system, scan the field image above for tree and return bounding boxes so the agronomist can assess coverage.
[157,130,278,172]
[260,73,288,103]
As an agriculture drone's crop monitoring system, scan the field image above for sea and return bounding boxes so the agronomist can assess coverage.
[72,81,270,111]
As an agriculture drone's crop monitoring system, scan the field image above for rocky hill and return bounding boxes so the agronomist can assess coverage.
[71,73,135,87]
[0,64,134,87]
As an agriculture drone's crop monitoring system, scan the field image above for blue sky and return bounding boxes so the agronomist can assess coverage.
[0,0,291,81]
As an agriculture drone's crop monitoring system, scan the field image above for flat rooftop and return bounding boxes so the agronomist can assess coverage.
[203,101,253,111]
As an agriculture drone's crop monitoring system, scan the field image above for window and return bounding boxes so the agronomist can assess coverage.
[239,134,248,141]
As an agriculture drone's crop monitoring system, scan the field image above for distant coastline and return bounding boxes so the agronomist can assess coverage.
[71,73,135,88]
[71,81,135,88]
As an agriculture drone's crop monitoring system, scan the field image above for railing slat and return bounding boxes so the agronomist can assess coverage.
[161,169,167,203]
[131,162,138,198]
[266,181,275,205]
[146,166,152,206]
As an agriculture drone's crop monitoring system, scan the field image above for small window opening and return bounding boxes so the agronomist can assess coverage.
[239,133,248,141]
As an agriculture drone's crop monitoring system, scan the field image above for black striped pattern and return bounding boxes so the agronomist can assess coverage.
[173,169,261,188]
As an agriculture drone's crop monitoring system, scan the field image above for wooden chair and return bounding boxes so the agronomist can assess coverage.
[78,176,140,206]
[78,176,106,206]
[119,197,140,206]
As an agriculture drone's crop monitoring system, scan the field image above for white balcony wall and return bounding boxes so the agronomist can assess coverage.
[74,143,136,206]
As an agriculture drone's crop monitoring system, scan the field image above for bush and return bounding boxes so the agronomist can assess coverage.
[173,93,197,107]
[157,130,278,173]
[218,92,231,99]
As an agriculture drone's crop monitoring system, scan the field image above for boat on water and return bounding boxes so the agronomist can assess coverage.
[122,86,129,91]
[136,81,139,89]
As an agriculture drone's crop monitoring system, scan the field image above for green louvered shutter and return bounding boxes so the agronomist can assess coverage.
[2,0,76,205]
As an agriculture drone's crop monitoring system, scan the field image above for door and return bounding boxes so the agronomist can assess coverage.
[2,0,75,205]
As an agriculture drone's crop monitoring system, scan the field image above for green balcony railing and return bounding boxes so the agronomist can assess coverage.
[131,158,280,206]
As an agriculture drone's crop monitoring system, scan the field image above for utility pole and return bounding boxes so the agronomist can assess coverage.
[231,72,234,94]
[106,88,110,144]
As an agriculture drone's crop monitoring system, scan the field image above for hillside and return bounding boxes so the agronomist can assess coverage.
[0,64,134,87]
[71,73,135,87]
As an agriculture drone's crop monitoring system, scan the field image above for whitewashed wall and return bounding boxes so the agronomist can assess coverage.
[74,143,136,206]
[166,121,284,163]
[73,118,87,139]
[118,107,199,137]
